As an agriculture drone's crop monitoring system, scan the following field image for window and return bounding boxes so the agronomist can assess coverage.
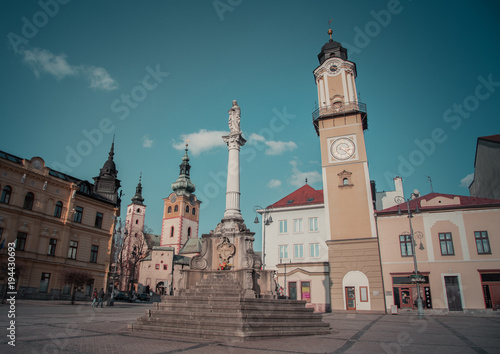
[95,212,103,228]
[155,264,160,270]
[135,219,138,224]
[293,219,303,233]
[48,238,57,256]
[301,281,311,303]
[74,206,83,223]
[310,243,320,258]
[439,233,455,255]
[39,273,51,293]
[137,208,141,213]
[187,227,191,237]
[294,244,303,258]
[68,241,78,259]
[309,218,318,232]
[174,205,178,212]
[23,192,34,210]
[90,245,98,263]
[1,185,12,204]
[163,265,168,270]
[168,206,172,213]
[343,178,349,185]
[279,220,288,234]
[16,232,27,251]
[475,231,491,254]
[170,226,174,237]
[192,208,196,215]
[186,205,190,213]
[279,245,288,259]
[360,286,368,302]
[54,201,63,218]
[399,235,413,257]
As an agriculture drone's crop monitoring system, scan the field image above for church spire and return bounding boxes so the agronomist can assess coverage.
[93,138,121,206]
[171,143,196,196]
[131,173,145,205]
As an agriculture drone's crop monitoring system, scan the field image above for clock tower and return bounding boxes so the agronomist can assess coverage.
[160,144,201,254]
[313,29,384,312]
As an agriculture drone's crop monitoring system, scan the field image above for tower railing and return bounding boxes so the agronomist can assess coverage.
[312,101,367,134]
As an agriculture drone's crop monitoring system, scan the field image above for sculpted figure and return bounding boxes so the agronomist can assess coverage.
[228,100,241,134]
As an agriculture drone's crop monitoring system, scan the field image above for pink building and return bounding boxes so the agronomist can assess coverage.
[376,193,500,314]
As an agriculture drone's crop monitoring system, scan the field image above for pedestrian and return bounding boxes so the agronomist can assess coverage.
[98,288,105,308]
[91,288,98,307]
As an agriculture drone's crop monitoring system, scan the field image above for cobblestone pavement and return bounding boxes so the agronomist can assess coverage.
[1,300,500,353]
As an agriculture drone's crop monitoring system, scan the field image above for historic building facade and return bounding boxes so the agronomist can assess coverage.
[0,144,120,299]
[376,193,500,314]
[259,184,330,312]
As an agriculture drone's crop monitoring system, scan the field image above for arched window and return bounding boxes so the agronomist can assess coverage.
[343,178,349,186]
[192,208,196,215]
[186,205,190,213]
[135,219,138,224]
[174,205,178,212]
[137,208,141,213]
[54,201,63,218]
[187,227,191,237]
[23,192,34,210]
[1,185,12,204]
[167,206,172,213]
[170,226,174,237]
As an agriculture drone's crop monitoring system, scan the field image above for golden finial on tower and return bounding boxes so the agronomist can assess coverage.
[328,18,333,41]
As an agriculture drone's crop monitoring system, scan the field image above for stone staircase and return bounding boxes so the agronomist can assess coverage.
[128,272,331,340]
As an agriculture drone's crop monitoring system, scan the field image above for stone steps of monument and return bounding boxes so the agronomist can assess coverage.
[180,288,243,296]
[128,323,331,341]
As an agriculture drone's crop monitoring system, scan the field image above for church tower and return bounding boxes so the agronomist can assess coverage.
[121,175,147,291]
[313,29,384,311]
[160,144,201,253]
[93,139,121,206]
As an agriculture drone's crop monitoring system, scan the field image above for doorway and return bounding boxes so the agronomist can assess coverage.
[345,286,356,310]
[289,282,297,300]
[400,287,412,308]
[445,276,463,311]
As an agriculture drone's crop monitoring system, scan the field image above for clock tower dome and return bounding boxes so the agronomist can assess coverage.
[313,29,384,312]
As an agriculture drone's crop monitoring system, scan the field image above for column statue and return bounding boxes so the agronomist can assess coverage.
[228,100,241,134]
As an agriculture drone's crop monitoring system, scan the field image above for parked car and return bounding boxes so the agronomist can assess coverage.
[137,293,150,302]
[114,292,126,301]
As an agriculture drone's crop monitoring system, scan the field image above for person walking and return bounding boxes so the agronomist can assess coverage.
[97,288,105,308]
[91,288,98,307]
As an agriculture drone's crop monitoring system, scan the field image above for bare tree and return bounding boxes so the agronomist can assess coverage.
[64,271,91,305]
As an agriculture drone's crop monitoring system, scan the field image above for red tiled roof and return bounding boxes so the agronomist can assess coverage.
[479,134,500,143]
[377,192,500,215]
[268,184,324,209]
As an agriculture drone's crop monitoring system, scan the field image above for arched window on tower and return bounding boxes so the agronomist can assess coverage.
[174,205,178,212]
[170,226,174,237]
[192,208,196,215]
[186,205,189,213]
[187,227,191,237]
[168,206,172,213]
[23,192,34,210]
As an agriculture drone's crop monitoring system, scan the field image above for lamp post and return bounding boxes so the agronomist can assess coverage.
[394,195,425,319]
[253,205,273,270]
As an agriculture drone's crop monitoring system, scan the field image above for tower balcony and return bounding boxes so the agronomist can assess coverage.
[312,101,368,135]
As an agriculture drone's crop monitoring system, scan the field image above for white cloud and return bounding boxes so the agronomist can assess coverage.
[22,48,118,90]
[248,133,297,155]
[172,129,227,156]
[142,135,154,148]
[289,159,322,187]
[84,66,118,91]
[23,48,77,79]
[460,173,474,188]
[266,179,282,189]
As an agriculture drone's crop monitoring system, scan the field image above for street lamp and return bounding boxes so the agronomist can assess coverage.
[254,205,273,270]
[394,195,425,319]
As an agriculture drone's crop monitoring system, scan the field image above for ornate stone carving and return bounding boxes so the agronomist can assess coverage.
[190,238,208,270]
[217,237,235,265]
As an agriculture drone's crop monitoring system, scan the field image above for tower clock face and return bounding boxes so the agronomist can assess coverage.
[329,64,339,74]
[330,137,356,161]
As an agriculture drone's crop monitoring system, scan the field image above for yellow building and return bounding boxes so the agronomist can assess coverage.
[0,144,120,299]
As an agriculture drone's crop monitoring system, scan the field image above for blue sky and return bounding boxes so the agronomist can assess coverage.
[2,1,500,249]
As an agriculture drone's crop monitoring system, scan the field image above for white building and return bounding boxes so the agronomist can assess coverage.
[258,184,330,312]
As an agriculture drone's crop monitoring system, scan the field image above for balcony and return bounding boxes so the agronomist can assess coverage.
[312,101,368,134]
